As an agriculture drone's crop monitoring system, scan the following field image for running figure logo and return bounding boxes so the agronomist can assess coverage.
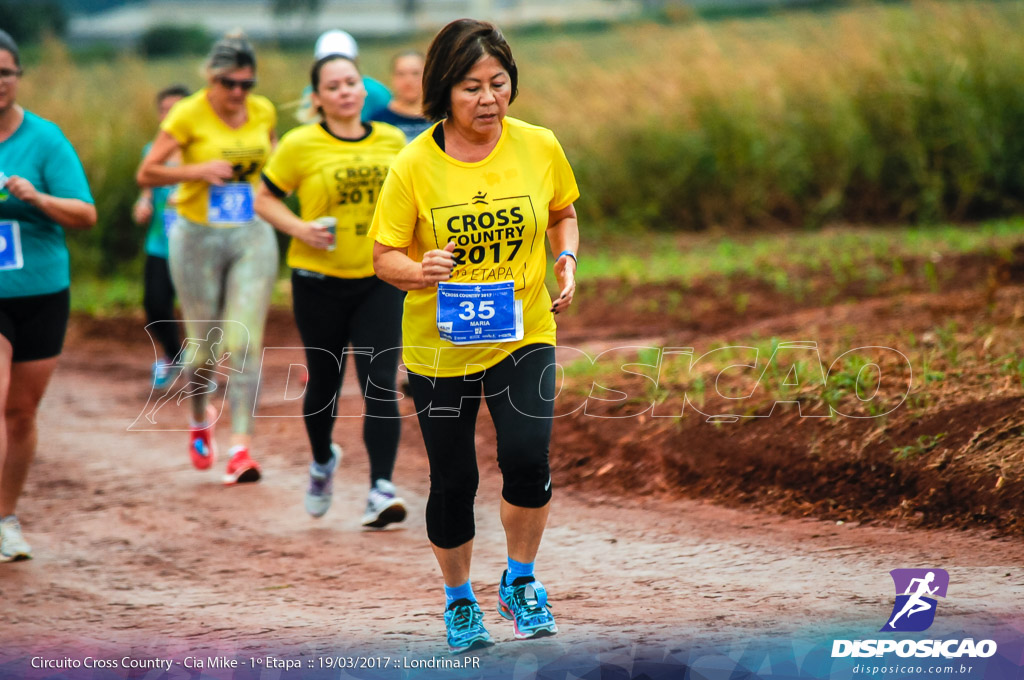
[143,327,231,425]
[130,321,249,431]
[880,568,949,632]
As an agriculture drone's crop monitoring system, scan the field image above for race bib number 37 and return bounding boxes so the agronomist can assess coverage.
[163,208,178,237]
[208,183,254,225]
[437,280,524,345]
[0,221,23,271]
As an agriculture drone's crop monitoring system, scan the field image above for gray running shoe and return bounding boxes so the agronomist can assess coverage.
[304,443,341,518]
[0,515,32,562]
[361,478,407,528]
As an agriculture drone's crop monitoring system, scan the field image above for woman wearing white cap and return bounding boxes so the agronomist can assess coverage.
[296,30,391,123]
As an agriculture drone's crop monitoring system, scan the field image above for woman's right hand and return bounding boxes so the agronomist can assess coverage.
[294,221,334,250]
[421,241,457,286]
[132,196,153,226]
[194,160,235,185]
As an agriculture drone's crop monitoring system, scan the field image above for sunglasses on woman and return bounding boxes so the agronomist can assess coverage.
[218,76,256,92]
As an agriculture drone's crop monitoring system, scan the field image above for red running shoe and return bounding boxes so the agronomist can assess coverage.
[189,412,217,470]
[223,446,262,486]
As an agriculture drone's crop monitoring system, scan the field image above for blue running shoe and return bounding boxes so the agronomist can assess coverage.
[151,358,177,390]
[497,570,558,639]
[444,598,494,654]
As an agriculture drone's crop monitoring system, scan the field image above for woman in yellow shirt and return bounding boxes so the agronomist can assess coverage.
[137,31,278,485]
[255,55,408,527]
[370,19,580,653]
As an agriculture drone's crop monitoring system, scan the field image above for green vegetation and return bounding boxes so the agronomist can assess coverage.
[137,25,210,58]
[12,1,1024,284]
[893,433,947,461]
[0,0,68,43]
[71,274,142,316]
[541,1,1024,231]
[577,219,1022,284]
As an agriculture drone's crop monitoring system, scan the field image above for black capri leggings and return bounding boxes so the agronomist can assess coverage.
[143,254,180,359]
[408,343,556,550]
[291,269,404,484]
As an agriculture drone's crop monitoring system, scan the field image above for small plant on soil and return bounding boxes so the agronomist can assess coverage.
[892,433,947,462]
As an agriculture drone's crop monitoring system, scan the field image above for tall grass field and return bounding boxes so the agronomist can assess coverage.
[14,1,1024,278]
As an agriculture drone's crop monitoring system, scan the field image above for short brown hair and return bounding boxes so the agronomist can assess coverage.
[311,53,360,92]
[156,84,191,104]
[421,19,518,122]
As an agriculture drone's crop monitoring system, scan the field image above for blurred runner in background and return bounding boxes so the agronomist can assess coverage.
[295,29,391,124]
[257,53,407,527]
[372,50,430,140]
[133,84,189,390]
[137,31,278,486]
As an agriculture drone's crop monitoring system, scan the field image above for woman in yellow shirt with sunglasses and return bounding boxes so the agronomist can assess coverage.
[137,31,278,486]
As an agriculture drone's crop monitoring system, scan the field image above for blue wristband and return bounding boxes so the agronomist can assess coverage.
[556,250,578,267]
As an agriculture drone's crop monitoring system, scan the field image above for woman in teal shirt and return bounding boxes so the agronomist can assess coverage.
[133,84,189,389]
[0,29,96,562]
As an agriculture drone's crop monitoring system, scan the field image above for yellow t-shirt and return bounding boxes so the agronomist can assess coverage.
[369,117,580,378]
[161,89,276,227]
[263,122,406,279]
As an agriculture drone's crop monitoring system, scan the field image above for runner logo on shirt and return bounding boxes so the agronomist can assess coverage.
[430,193,538,290]
[221,147,265,183]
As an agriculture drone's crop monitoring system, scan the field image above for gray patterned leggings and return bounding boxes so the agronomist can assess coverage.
[168,217,279,435]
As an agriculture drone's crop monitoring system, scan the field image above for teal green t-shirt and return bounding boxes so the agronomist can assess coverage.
[141,142,174,259]
[0,110,94,298]
[361,75,392,120]
[300,75,391,122]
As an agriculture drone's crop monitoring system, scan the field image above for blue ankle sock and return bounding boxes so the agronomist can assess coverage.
[507,557,534,582]
[445,581,476,607]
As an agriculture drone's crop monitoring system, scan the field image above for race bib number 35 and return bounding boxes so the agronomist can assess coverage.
[208,183,254,225]
[0,221,23,271]
[437,280,524,345]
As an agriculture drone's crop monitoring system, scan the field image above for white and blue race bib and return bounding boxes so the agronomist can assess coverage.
[207,183,254,225]
[162,208,178,237]
[437,280,524,345]
[0,221,23,271]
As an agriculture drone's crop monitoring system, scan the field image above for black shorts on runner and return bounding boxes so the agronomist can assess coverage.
[0,288,71,362]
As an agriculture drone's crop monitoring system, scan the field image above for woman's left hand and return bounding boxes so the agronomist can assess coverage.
[5,176,39,207]
[550,253,576,314]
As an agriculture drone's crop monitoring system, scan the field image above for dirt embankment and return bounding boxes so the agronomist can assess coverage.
[65,249,1024,536]
[550,249,1024,535]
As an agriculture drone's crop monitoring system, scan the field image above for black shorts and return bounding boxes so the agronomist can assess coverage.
[0,289,71,362]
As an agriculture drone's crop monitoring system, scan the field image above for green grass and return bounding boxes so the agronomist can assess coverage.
[70,264,295,316]
[79,214,1023,319]
[71,275,144,316]
[576,218,1023,284]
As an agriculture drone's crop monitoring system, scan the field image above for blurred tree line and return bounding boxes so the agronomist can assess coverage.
[0,0,69,43]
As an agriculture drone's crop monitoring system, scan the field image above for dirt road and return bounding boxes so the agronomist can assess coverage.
[1,316,1023,679]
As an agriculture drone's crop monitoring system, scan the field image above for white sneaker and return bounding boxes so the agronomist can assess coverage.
[0,515,32,562]
[361,479,407,528]
[304,443,341,518]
